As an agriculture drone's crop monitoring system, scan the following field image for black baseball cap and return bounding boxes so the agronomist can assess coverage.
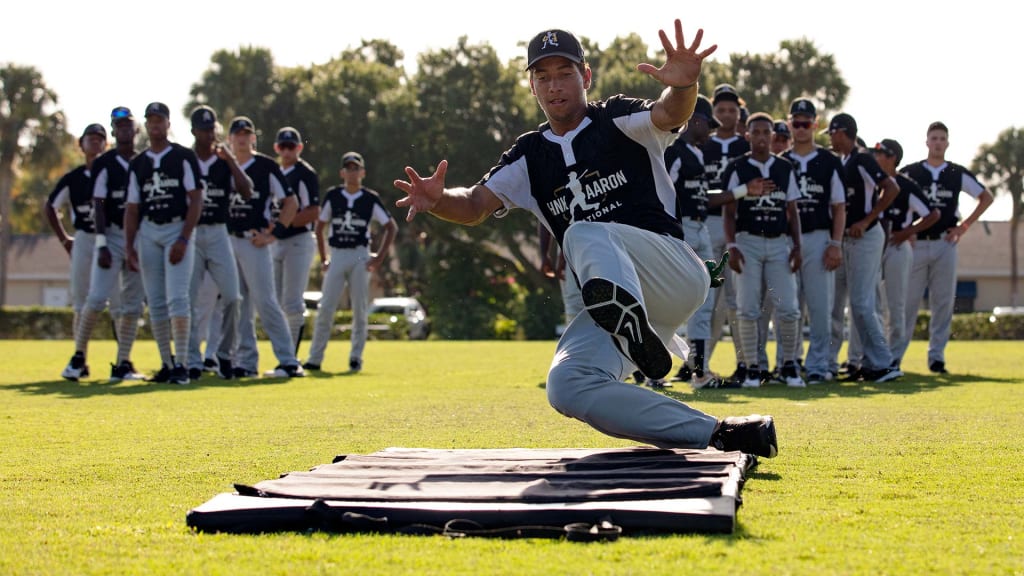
[110,106,134,126]
[190,105,217,129]
[789,98,816,118]
[229,116,255,135]
[825,113,857,136]
[276,127,301,145]
[692,95,719,129]
[712,83,740,105]
[525,29,585,70]
[874,138,904,165]
[341,151,364,167]
[80,123,107,140]
[773,121,791,139]
[739,106,749,123]
[144,102,170,118]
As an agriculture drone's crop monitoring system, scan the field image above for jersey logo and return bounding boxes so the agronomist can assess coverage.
[340,210,356,231]
[926,182,941,204]
[544,169,627,223]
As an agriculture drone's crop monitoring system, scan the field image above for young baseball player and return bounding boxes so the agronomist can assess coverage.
[185,105,252,380]
[393,21,777,458]
[304,152,397,372]
[124,102,203,385]
[272,127,320,354]
[61,107,146,383]
[225,116,304,378]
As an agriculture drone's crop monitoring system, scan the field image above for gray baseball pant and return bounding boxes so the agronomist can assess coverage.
[187,224,240,370]
[682,217,715,372]
[232,236,298,371]
[901,239,957,366]
[272,232,316,353]
[306,246,370,366]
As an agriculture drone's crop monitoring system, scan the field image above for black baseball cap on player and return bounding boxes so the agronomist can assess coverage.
[691,95,719,129]
[789,98,816,118]
[712,83,740,105]
[144,102,170,118]
[276,127,301,145]
[110,106,134,126]
[773,121,791,139]
[824,113,857,136]
[190,105,217,129]
[341,151,364,167]
[80,123,107,140]
[229,116,256,135]
[525,29,585,70]
[874,138,904,165]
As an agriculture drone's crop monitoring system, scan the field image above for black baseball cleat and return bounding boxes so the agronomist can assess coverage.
[188,367,203,381]
[670,365,693,383]
[581,278,671,380]
[711,414,778,458]
[349,359,362,373]
[216,356,234,380]
[148,364,172,383]
[302,362,321,371]
[61,352,87,382]
[203,358,218,372]
[170,364,190,385]
[232,366,257,379]
[929,361,949,374]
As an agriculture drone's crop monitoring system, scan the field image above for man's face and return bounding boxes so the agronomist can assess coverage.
[771,133,791,154]
[192,127,216,148]
[113,118,136,145]
[341,162,364,186]
[872,149,895,171]
[747,119,773,155]
[829,129,853,153]
[229,130,255,152]
[789,114,816,145]
[145,115,169,141]
[529,56,590,126]
[275,142,301,162]
[687,115,711,141]
[713,101,740,132]
[80,133,107,157]
[926,128,949,158]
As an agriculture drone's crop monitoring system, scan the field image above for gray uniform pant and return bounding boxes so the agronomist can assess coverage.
[901,238,957,366]
[272,232,316,351]
[881,240,913,367]
[796,230,835,376]
[734,233,800,368]
[559,275,584,325]
[682,218,715,371]
[138,221,194,322]
[840,224,892,371]
[70,230,95,318]
[232,236,298,371]
[706,215,741,367]
[547,221,717,449]
[84,226,143,317]
[187,224,240,369]
[306,246,370,366]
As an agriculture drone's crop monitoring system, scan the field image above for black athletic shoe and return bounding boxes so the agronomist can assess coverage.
[868,366,904,383]
[929,361,949,374]
[348,359,362,373]
[203,358,218,372]
[581,278,671,380]
[711,414,778,458]
[232,367,257,379]
[188,367,202,381]
[216,357,233,380]
[170,364,190,385]
[841,366,863,382]
[302,362,321,371]
[61,352,87,381]
[727,363,748,386]
[109,360,144,383]
[670,365,693,383]
[149,364,172,383]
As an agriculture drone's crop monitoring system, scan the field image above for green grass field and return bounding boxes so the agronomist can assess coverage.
[1,339,1022,575]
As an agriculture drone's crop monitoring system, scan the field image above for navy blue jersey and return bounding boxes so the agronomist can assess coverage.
[196,155,235,225]
[91,149,135,229]
[665,138,708,221]
[276,159,320,238]
[702,134,750,216]
[48,165,95,233]
[781,146,846,233]
[899,160,986,238]
[320,186,392,249]
[839,151,890,230]
[127,143,201,223]
[885,174,932,232]
[479,95,683,246]
[228,152,293,234]
[723,154,800,237]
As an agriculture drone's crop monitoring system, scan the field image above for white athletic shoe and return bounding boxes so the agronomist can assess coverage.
[742,376,762,388]
[782,362,806,388]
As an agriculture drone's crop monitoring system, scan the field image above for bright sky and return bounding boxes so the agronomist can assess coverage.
[3,0,1018,219]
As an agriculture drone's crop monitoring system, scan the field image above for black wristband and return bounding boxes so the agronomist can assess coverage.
[271,222,288,239]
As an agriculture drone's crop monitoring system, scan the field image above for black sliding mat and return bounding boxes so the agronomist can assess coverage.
[187,447,757,538]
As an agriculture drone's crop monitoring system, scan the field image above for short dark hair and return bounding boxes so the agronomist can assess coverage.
[746,112,774,128]
[927,121,949,135]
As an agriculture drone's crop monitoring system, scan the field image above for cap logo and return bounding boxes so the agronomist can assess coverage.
[542,31,560,50]
[203,111,212,122]
[796,101,808,111]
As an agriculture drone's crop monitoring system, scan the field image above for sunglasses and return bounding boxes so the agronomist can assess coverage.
[110,107,132,120]
[791,119,813,130]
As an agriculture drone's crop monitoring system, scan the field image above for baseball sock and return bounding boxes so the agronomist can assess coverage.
[75,308,100,357]
[738,318,759,368]
[171,316,191,368]
[728,308,744,366]
[287,313,304,354]
[152,318,173,367]
[779,317,801,365]
[116,314,139,364]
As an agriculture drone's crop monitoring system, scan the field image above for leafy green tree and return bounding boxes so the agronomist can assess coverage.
[973,127,1024,306]
[586,33,663,101]
[0,64,67,304]
[185,46,278,147]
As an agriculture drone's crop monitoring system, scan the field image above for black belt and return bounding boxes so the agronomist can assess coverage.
[681,216,706,223]
[231,230,256,239]
[743,230,783,239]
[147,216,183,225]
[919,229,950,241]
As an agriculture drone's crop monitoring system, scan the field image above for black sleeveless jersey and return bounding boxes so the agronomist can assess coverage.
[781,147,846,233]
[196,155,234,225]
[899,160,986,238]
[723,154,799,237]
[128,143,200,224]
[886,174,931,232]
[665,138,708,221]
[48,165,95,233]
[321,186,391,249]
[702,134,750,216]
[479,96,683,246]
[91,149,135,229]
[276,160,320,239]
[839,151,890,231]
[228,152,293,234]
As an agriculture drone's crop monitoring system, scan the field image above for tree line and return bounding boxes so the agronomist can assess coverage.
[2,34,1021,335]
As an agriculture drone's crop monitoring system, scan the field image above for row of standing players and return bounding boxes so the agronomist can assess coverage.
[48,103,397,385]
[544,83,993,390]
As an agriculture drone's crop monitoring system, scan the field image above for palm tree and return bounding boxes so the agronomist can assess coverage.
[973,127,1024,307]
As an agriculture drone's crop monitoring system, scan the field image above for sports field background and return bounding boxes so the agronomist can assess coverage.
[1,339,1021,575]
